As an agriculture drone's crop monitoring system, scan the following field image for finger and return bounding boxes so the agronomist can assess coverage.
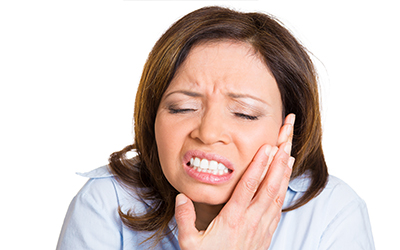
[259,157,293,243]
[275,156,294,206]
[276,114,295,147]
[268,212,282,240]
[250,141,293,211]
[225,144,272,214]
[261,146,279,181]
[175,193,198,246]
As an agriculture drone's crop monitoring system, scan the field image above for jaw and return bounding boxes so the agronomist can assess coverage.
[182,180,235,205]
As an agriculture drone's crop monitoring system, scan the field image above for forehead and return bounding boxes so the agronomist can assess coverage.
[168,41,280,101]
[176,40,267,78]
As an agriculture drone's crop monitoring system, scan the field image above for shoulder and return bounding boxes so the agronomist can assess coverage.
[272,174,375,249]
[72,166,179,249]
[316,175,366,217]
[75,166,119,205]
[75,165,150,214]
[311,176,375,249]
[324,175,361,199]
[288,173,364,211]
[325,175,362,200]
[288,174,368,225]
[57,166,154,250]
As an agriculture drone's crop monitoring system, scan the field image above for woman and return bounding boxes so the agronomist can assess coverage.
[57,6,375,249]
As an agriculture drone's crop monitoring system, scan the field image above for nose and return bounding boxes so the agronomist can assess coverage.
[190,106,232,145]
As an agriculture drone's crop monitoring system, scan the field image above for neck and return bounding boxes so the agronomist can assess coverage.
[193,202,225,231]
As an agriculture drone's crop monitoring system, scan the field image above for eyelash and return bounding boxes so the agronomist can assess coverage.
[168,107,259,121]
[234,113,259,120]
[168,108,196,114]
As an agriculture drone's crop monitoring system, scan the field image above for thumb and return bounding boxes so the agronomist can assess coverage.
[175,193,198,244]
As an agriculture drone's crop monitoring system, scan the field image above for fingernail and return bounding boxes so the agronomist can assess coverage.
[284,142,292,155]
[288,157,295,169]
[264,145,272,156]
[285,124,293,136]
[288,114,296,125]
[176,194,187,207]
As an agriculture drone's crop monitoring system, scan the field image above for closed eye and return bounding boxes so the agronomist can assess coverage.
[168,108,197,114]
[234,113,259,120]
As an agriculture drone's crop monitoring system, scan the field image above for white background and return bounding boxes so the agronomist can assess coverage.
[1,0,398,249]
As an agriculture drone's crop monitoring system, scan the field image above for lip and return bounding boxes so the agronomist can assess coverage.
[183,150,234,184]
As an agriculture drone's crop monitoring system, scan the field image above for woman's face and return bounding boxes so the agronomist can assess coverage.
[155,41,283,205]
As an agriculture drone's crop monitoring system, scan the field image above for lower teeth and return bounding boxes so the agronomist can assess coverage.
[192,166,229,175]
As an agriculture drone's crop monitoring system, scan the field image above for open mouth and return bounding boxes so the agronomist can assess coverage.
[186,157,233,176]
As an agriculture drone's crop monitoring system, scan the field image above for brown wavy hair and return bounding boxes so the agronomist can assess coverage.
[109,6,328,245]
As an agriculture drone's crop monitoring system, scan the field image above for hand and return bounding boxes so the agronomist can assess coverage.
[175,114,296,250]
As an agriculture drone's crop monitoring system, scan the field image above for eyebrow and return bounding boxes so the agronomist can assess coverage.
[227,92,271,107]
[164,90,271,107]
[164,90,203,99]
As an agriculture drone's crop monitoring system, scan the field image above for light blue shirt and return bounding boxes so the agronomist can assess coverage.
[56,166,375,249]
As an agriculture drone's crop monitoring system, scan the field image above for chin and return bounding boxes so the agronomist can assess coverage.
[185,188,232,205]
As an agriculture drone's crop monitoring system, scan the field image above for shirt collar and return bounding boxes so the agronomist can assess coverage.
[288,171,312,192]
[76,165,113,178]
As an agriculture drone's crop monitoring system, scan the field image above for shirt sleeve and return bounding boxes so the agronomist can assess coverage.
[56,178,123,250]
[318,198,375,250]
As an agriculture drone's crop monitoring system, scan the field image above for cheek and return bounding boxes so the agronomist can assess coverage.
[235,121,281,164]
[241,121,280,144]
[154,114,189,180]
[154,116,172,171]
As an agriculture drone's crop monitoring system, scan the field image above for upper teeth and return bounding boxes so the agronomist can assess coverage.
[190,157,230,175]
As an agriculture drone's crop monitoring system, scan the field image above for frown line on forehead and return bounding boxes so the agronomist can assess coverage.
[164,90,272,107]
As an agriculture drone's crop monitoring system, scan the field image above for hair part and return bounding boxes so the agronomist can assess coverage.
[109,6,328,246]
